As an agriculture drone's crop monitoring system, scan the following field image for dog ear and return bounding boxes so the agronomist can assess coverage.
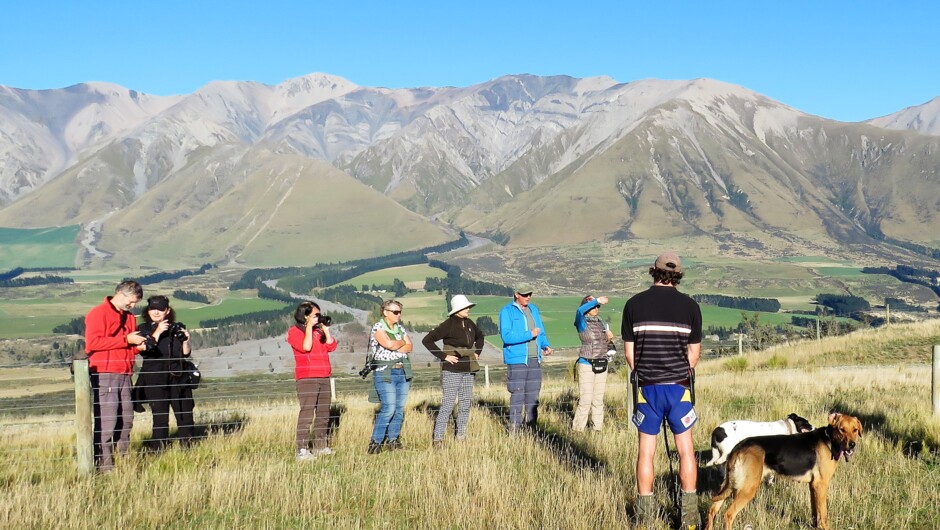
[828,411,841,425]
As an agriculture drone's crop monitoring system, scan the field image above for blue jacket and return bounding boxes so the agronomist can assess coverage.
[573,298,601,332]
[499,301,551,364]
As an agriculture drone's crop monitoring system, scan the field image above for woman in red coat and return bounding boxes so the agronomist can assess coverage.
[287,301,337,461]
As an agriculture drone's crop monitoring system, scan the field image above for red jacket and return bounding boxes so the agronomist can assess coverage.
[288,325,337,379]
[85,297,138,374]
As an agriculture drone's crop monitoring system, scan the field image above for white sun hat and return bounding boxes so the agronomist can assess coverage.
[448,294,476,316]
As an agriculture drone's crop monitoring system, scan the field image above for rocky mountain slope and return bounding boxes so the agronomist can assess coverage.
[1,74,937,267]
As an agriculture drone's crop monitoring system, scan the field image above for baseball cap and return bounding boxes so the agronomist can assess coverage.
[653,252,682,273]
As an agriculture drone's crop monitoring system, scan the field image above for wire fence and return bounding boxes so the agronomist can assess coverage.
[0,355,600,475]
[3,341,937,477]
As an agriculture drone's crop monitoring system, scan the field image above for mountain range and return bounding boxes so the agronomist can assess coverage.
[1,73,938,269]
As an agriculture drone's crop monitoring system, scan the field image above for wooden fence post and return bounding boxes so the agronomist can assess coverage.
[73,359,94,475]
[886,304,890,326]
[737,334,743,355]
[932,345,939,418]
[484,365,490,389]
[816,318,821,341]
[330,377,336,400]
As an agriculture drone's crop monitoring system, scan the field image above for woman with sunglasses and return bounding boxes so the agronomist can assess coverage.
[366,299,413,454]
[288,301,337,461]
[135,295,195,449]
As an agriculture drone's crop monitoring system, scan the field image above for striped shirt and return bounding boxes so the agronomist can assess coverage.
[621,286,702,385]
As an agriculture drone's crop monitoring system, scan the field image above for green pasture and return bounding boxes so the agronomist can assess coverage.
[0,226,80,269]
[813,266,865,277]
[398,293,797,350]
[337,264,446,289]
[0,284,286,338]
[175,295,288,327]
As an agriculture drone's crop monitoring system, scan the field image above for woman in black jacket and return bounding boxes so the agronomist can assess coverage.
[135,295,195,448]
[421,294,484,447]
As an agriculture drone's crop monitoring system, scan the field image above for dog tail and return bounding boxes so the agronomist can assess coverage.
[706,459,734,529]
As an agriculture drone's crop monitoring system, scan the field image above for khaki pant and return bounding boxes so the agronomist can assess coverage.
[91,372,134,471]
[572,362,608,431]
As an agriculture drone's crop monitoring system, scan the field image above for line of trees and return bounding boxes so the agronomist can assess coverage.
[425,260,513,296]
[230,234,470,292]
[362,279,411,297]
[172,290,210,304]
[316,285,383,311]
[0,274,74,288]
[692,294,781,312]
[884,297,927,313]
[863,265,940,299]
[815,293,871,316]
[0,267,24,281]
[130,264,213,285]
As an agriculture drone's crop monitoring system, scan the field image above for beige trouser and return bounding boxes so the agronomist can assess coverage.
[572,361,608,431]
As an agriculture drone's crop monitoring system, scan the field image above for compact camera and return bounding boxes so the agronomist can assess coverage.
[317,314,332,327]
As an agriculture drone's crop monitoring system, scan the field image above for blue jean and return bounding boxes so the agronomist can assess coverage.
[371,367,410,443]
[506,357,542,428]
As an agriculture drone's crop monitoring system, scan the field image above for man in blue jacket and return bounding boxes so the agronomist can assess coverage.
[499,284,552,431]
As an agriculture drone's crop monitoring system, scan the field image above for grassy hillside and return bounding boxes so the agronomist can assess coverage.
[1,321,938,528]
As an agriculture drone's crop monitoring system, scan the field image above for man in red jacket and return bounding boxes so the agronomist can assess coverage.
[84,280,147,471]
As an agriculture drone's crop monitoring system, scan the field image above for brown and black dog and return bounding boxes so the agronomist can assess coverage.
[705,412,863,530]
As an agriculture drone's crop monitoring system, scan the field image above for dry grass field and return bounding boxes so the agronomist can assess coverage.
[1,321,939,529]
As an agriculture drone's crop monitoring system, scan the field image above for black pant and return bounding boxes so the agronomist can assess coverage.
[149,379,195,444]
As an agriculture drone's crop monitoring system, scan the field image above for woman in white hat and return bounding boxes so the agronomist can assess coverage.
[421,294,485,447]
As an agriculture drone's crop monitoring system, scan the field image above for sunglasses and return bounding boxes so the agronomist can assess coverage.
[517,292,533,298]
[386,309,402,315]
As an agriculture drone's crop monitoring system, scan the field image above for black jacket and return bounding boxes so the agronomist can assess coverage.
[135,321,189,402]
[421,315,485,373]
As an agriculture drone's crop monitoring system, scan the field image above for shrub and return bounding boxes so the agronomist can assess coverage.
[723,356,748,372]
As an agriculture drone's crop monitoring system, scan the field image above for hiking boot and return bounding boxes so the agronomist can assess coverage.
[679,490,702,530]
[367,441,383,454]
[296,448,314,462]
[386,438,404,451]
[635,494,658,529]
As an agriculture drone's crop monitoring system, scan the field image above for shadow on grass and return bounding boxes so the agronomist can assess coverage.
[476,395,608,473]
[327,402,347,440]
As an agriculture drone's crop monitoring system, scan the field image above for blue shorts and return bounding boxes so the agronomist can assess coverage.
[632,384,697,435]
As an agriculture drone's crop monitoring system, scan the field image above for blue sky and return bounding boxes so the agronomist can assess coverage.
[2,1,937,122]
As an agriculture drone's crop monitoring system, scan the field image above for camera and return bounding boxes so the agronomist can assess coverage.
[317,314,332,327]
[358,361,374,379]
[168,321,188,341]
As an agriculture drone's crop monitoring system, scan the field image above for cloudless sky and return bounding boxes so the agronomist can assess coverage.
[2,1,937,122]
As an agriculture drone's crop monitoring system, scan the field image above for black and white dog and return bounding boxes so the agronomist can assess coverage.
[704,413,814,467]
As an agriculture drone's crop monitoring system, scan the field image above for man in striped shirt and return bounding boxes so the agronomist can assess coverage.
[622,251,702,530]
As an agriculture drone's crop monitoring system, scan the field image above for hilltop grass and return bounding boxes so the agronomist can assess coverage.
[2,322,939,528]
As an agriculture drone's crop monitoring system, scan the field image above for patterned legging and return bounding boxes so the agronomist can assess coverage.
[433,371,475,441]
